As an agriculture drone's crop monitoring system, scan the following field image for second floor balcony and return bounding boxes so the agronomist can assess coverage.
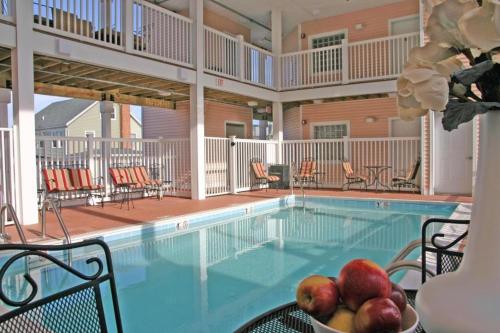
[0,0,420,91]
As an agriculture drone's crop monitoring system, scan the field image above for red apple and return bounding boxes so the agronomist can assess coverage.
[296,275,339,317]
[390,282,407,312]
[354,298,402,333]
[337,259,391,311]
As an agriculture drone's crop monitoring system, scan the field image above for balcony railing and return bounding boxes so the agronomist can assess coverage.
[3,1,419,90]
[0,0,12,21]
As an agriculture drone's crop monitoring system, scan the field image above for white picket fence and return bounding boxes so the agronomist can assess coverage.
[204,136,421,196]
[204,26,240,80]
[36,136,191,197]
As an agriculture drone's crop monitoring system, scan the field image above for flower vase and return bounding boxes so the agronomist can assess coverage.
[416,111,500,332]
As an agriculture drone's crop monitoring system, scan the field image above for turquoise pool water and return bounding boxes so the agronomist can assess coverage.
[2,197,457,332]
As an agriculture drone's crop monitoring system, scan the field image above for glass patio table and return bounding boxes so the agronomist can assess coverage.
[365,165,391,191]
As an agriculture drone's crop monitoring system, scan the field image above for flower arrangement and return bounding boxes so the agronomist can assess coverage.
[397,0,500,131]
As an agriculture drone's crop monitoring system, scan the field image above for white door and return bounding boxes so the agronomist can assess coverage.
[434,113,473,195]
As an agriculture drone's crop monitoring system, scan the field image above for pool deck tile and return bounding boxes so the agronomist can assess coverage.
[7,189,472,243]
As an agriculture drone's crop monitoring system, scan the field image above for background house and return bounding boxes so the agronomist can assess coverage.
[35,98,142,139]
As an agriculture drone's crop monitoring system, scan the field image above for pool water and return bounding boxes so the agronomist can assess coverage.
[3,198,457,332]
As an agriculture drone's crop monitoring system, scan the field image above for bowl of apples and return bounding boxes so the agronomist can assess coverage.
[296,259,419,333]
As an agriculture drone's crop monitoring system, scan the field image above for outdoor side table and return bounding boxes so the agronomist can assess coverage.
[235,290,423,333]
[116,182,137,210]
[365,165,392,191]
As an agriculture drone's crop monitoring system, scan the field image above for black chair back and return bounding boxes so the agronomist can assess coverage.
[0,239,123,333]
[421,218,469,283]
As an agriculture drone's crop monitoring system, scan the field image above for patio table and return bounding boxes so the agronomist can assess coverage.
[365,165,391,191]
[116,182,138,210]
[235,290,423,333]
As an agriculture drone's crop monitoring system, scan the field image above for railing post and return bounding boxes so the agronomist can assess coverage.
[86,132,95,171]
[229,136,238,194]
[341,39,349,84]
[343,136,349,160]
[123,0,134,52]
[237,35,245,82]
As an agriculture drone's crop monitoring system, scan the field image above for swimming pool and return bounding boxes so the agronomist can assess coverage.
[2,196,457,332]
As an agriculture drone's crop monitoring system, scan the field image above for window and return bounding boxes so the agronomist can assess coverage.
[313,122,349,161]
[313,123,348,139]
[390,15,420,35]
[311,31,346,72]
[225,122,245,138]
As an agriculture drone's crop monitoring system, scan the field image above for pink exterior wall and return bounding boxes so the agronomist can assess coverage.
[142,103,190,139]
[179,9,251,41]
[284,107,302,140]
[299,97,399,140]
[143,101,253,139]
[282,0,418,52]
[283,27,299,53]
[205,101,253,138]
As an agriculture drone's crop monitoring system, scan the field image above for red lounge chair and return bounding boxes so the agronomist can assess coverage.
[250,158,280,191]
[341,160,368,190]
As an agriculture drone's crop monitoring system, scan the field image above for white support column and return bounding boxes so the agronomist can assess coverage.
[11,0,38,225]
[0,89,10,128]
[271,8,284,163]
[189,0,206,200]
[341,39,349,84]
[237,35,245,82]
[272,8,282,91]
[228,136,237,194]
[100,101,113,194]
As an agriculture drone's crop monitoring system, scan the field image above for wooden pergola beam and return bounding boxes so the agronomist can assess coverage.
[34,82,175,109]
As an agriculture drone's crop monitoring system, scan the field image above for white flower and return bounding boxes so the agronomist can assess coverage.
[397,66,450,120]
[407,43,458,68]
[458,0,500,52]
[426,0,478,49]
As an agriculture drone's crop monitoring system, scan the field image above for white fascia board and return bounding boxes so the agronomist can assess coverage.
[32,32,197,85]
[279,80,397,102]
[0,22,16,48]
[203,73,280,102]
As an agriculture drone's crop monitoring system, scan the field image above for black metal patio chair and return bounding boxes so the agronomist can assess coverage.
[0,239,123,333]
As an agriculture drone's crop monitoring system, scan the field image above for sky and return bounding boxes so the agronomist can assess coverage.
[5,94,142,127]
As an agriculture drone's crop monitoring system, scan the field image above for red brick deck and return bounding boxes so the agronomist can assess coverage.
[8,189,473,243]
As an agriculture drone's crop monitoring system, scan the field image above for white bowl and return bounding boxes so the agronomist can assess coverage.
[310,304,419,333]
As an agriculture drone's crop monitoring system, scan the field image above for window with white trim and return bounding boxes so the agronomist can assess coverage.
[313,123,349,161]
[311,32,346,72]
[313,123,348,139]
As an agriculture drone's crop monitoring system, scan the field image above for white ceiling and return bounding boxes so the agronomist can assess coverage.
[153,0,407,48]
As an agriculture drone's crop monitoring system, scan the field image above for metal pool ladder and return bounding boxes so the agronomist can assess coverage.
[0,203,28,244]
[40,199,72,245]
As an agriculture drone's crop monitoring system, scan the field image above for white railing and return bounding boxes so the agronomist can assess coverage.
[234,139,278,192]
[205,137,230,197]
[279,33,420,90]
[36,135,191,198]
[33,0,123,48]
[243,43,276,89]
[282,137,421,188]
[0,0,12,21]
[280,44,344,90]
[348,33,420,82]
[204,26,240,79]
[132,0,193,67]
[0,128,15,215]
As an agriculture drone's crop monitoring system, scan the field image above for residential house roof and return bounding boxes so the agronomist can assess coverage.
[35,99,96,131]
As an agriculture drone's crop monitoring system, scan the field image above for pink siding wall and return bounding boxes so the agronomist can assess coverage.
[283,26,299,53]
[142,103,189,139]
[284,107,302,140]
[205,101,253,138]
[179,8,251,41]
[143,101,253,139]
[300,97,399,139]
[283,0,418,52]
